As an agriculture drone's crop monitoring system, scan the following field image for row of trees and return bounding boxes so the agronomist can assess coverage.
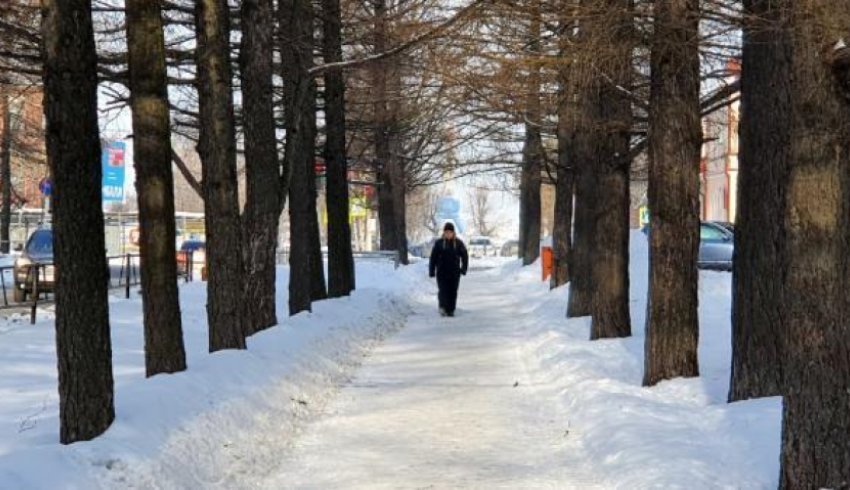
[0,0,484,444]
[517,0,848,487]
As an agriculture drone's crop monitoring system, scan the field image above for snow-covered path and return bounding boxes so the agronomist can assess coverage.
[263,270,602,489]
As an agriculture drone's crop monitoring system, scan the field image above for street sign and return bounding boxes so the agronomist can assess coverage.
[38,178,52,197]
[102,141,126,202]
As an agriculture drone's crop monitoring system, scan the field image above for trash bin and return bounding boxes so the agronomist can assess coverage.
[541,246,553,282]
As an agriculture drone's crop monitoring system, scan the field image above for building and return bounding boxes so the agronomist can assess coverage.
[0,83,49,210]
[700,60,741,223]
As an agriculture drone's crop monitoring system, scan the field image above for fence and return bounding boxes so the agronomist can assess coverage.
[275,249,400,269]
[0,254,143,324]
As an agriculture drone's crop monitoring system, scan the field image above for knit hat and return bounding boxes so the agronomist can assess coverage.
[443,222,455,232]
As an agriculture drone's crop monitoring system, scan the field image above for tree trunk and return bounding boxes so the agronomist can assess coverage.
[518,0,542,266]
[41,0,114,443]
[373,0,400,258]
[590,0,632,340]
[778,2,850,487]
[0,93,11,255]
[728,0,791,402]
[126,0,186,376]
[552,60,574,288]
[519,123,542,265]
[643,0,701,386]
[322,0,355,297]
[239,0,280,333]
[195,0,245,350]
[282,0,325,314]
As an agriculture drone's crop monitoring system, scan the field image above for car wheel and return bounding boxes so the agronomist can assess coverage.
[13,286,27,303]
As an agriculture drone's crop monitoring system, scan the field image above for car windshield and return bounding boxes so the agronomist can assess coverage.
[700,225,728,241]
[470,239,490,245]
[26,231,53,256]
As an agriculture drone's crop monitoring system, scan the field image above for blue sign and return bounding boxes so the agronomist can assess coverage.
[102,141,126,202]
[38,178,52,197]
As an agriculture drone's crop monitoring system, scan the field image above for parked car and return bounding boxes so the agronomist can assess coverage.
[641,221,734,271]
[176,240,206,275]
[468,236,495,258]
[710,221,734,234]
[13,228,55,302]
[698,221,734,271]
[500,239,519,258]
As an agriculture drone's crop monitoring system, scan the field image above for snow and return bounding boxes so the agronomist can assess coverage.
[0,233,781,489]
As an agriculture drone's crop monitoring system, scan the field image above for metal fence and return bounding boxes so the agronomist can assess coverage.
[275,249,400,269]
[0,254,143,324]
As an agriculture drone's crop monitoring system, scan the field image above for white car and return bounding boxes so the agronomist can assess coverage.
[468,237,495,258]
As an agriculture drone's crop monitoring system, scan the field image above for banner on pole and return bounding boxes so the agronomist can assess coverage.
[102,141,126,202]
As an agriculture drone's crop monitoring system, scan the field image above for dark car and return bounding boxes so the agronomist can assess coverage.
[698,221,734,271]
[13,229,55,302]
[176,240,206,275]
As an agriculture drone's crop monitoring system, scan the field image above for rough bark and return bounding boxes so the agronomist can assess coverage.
[777,2,850,487]
[239,0,280,333]
[729,0,790,402]
[590,0,632,340]
[566,1,600,318]
[195,0,245,350]
[552,62,574,288]
[126,0,186,376]
[41,0,114,443]
[518,0,542,266]
[322,0,355,297]
[643,0,701,386]
[0,93,11,254]
[282,0,325,314]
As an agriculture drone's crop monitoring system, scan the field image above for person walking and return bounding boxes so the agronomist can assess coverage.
[429,222,469,317]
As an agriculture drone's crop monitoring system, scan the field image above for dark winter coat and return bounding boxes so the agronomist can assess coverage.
[429,238,469,280]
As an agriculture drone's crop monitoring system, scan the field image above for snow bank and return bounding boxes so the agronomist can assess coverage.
[493,232,781,489]
[0,261,415,489]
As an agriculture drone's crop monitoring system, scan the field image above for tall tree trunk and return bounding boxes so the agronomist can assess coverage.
[195,0,245,350]
[41,0,114,443]
[777,2,850,487]
[387,64,409,265]
[239,0,280,333]
[566,0,599,318]
[307,99,327,302]
[282,0,325,314]
[126,0,186,376]
[590,0,633,340]
[518,0,542,266]
[0,93,11,255]
[552,55,574,288]
[728,0,791,402]
[373,0,399,256]
[322,0,355,297]
[643,0,701,386]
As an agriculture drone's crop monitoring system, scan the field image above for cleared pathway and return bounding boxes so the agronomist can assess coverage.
[263,270,602,489]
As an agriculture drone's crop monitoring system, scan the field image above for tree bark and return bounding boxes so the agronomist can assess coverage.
[126,0,186,376]
[776,2,850,487]
[729,0,791,402]
[282,0,326,314]
[566,1,600,318]
[552,52,574,288]
[322,0,355,297]
[518,0,542,266]
[590,0,632,340]
[643,0,701,386]
[41,0,114,443]
[239,0,280,333]
[195,0,246,350]
[0,93,11,255]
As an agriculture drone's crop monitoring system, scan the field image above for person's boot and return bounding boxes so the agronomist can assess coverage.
[447,310,455,317]
[439,307,448,317]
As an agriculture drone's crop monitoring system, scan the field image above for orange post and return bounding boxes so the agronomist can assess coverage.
[541,246,554,281]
